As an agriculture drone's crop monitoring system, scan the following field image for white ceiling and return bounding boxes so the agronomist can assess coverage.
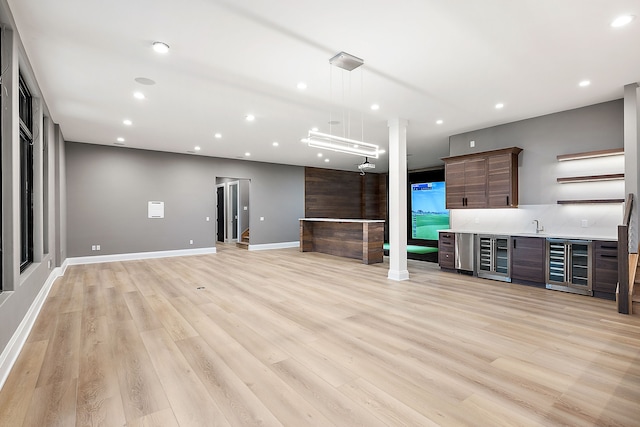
[7,0,640,172]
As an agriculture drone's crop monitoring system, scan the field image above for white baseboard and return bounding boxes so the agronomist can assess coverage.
[0,260,68,391]
[248,241,300,251]
[66,247,217,265]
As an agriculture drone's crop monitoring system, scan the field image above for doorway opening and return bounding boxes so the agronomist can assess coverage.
[215,178,250,247]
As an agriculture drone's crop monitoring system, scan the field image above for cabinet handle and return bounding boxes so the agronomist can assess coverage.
[600,245,617,250]
[600,254,617,258]
[513,239,517,249]
[506,196,509,205]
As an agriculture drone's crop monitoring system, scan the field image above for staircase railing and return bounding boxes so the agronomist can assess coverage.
[617,193,634,314]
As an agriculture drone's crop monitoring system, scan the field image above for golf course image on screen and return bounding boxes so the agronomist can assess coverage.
[411,182,449,240]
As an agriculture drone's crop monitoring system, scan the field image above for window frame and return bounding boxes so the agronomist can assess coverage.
[19,73,34,273]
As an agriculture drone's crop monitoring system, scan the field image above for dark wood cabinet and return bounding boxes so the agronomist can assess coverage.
[445,158,487,208]
[510,236,545,284]
[593,240,618,300]
[443,147,522,209]
[438,231,455,269]
[487,153,519,208]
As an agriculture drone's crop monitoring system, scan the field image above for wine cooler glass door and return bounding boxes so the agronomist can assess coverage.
[569,242,591,293]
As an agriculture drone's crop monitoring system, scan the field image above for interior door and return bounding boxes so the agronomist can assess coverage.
[216,186,224,242]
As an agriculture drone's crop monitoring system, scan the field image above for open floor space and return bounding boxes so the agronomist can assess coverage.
[1,247,639,426]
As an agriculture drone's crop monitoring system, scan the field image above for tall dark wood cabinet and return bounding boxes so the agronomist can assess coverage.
[443,147,522,209]
[510,236,545,285]
[593,240,618,300]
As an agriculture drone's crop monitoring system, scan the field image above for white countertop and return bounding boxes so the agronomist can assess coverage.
[300,218,385,223]
[441,229,617,241]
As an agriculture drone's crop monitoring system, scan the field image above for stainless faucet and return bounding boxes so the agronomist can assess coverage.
[533,219,544,233]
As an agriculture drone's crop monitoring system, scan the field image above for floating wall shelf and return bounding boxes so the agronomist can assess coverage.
[556,148,624,204]
[556,148,623,161]
[557,173,625,184]
[557,199,625,205]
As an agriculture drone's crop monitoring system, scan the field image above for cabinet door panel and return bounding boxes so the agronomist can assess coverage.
[593,240,618,294]
[438,232,455,269]
[445,161,466,209]
[464,158,487,208]
[488,154,515,207]
[511,236,545,283]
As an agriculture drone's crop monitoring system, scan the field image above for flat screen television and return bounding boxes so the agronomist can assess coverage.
[410,182,450,240]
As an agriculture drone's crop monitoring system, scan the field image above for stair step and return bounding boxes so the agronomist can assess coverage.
[236,241,249,250]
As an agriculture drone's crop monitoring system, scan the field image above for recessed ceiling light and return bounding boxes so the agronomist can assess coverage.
[152,41,170,53]
[370,104,380,111]
[317,153,323,157]
[245,152,251,157]
[579,80,591,87]
[297,82,307,90]
[123,119,132,125]
[495,103,504,109]
[117,137,125,142]
[436,119,444,125]
[133,91,145,100]
[611,15,635,28]
[194,146,201,151]
[245,114,255,122]
[214,133,222,139]
[272,141,279,147]
[324,158,330,163]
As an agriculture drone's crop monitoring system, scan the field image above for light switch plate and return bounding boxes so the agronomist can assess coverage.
[581,219,588,228]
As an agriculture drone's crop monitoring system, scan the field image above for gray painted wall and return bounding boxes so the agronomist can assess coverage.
[0,2,66,363]
[449,100,624,205]
[66,142,304,256]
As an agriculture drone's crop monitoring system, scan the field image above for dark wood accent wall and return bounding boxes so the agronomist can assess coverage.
[305,167,387,220]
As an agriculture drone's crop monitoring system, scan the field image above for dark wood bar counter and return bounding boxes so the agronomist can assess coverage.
[299,218,385,264]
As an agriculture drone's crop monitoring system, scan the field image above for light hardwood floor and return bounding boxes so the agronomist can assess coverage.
[1,246,639,426]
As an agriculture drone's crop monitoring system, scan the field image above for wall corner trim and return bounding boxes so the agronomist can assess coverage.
[248,241,300,251]
[65,247,218,265]
[0,261,69,391]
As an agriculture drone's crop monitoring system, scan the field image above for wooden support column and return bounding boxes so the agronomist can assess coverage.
[387,119,409,281]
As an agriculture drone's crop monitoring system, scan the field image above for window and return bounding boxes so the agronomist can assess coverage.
[19,73,34,272]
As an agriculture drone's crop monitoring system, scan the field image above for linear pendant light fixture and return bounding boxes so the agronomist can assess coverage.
[305,130,379,158]
[302,52,380,159]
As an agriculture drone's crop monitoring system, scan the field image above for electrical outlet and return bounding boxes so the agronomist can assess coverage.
[581,219,588,228]
[470,140,475,148]
[260,217,264,221]
[206,216,210,221]
[190,239,193,244]
[92,245,96,251]
[474,217,480,224]
[96,245,101,250]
